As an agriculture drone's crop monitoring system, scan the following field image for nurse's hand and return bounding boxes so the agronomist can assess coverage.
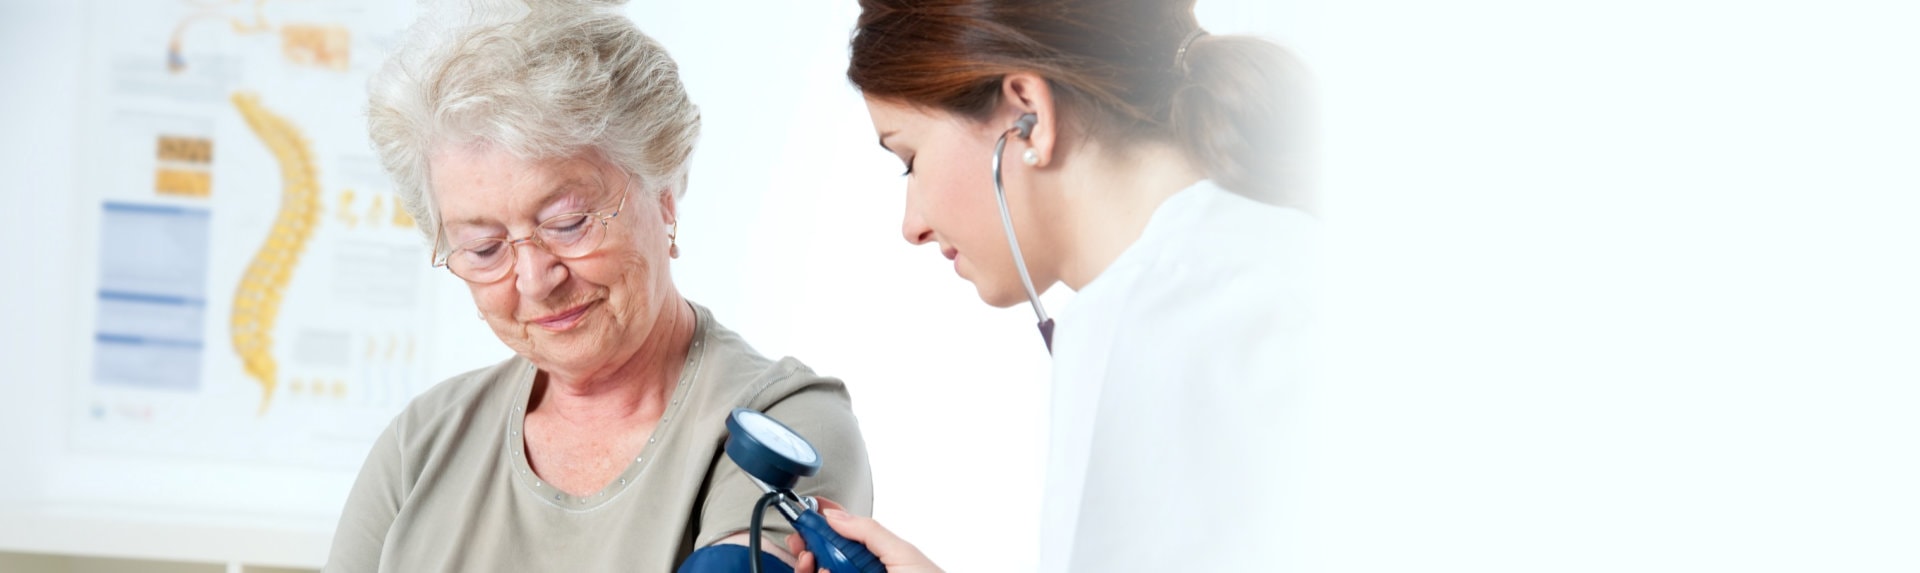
[787,497,944,573]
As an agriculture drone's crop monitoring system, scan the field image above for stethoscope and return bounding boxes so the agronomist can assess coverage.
[993,113,1056,353]
[705,117,1052,573]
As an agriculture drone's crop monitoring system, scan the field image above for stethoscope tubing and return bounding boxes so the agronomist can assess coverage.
[993,124,1057,352]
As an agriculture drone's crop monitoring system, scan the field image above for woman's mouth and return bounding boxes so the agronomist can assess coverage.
[945,248,965,278]
[530,301,594,332]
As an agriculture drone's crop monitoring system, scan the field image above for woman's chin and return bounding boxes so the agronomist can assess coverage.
[975,282,1030,309]
[521,332,611,373]
[529,349,609,378]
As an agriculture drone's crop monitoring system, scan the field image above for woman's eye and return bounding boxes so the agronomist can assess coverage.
[454,242,504,267]
[549,215,589,233]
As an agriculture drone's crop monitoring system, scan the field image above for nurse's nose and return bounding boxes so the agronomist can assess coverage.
[902,192,933,246]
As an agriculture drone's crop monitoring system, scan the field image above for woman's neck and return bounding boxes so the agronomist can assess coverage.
[1044,142,1204,291]
[530,297,695,426]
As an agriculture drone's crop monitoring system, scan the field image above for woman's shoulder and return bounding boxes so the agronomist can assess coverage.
[1166,181,1320,257]
[385,355,526,443]
[1081,182,1318,306]
[692,308,850,414]
[1060,181,1319,364]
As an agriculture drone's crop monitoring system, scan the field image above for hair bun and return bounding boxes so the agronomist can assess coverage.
[1170,35,1315,209]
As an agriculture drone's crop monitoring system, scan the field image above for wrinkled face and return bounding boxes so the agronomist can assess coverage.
[866,97,1050,307]
[428,145,678,374]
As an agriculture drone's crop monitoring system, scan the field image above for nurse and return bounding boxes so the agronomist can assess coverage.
[793,0,1318,571]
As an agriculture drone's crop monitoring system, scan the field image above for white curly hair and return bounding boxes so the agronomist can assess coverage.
[368,0,701,245]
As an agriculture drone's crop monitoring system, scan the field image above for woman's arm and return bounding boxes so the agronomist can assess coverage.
[693,374,875,565]
[322,419,406,572]
[707,531,798,565]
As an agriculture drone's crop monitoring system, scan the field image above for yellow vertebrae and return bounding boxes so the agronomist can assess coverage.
[230,91,319,415]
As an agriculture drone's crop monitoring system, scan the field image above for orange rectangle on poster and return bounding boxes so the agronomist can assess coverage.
[282,24,350,71]
[155,168,212,197]
[156,136,212,164]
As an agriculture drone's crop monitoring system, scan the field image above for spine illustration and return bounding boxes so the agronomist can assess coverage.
[229,91,319,415]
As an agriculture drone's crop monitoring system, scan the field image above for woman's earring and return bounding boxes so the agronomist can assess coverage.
[1022,149,1040,166]
[667,226,680,259]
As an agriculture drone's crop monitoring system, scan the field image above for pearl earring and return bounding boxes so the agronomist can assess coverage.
[667,225,679,259]
[1022,149,1040,166]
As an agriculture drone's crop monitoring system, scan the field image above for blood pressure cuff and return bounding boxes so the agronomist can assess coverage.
[675,544,794,573]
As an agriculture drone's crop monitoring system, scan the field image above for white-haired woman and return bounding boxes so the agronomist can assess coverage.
[324,4,871,572]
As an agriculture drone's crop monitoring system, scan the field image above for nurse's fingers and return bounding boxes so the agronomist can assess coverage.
[816,507,944,573]
[786,530,807,556]
[786,531,816,572]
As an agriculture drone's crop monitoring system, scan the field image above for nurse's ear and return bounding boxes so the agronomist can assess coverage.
[1000,72,1058,167]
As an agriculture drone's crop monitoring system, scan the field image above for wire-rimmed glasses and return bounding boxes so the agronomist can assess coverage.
[430,191,628,284]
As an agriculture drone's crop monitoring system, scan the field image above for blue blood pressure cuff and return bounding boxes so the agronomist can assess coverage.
[676,544,794,573]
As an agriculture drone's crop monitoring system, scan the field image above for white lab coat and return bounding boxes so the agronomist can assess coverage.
[1038,180,1320,572]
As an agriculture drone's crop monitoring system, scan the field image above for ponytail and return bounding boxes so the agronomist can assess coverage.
[1171,35,1315,209]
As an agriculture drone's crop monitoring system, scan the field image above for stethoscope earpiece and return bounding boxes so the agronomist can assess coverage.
[1012,113,1038,139]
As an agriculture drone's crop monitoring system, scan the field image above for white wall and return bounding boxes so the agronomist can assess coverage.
[1308,0,1920,570]
[0,0,84,506]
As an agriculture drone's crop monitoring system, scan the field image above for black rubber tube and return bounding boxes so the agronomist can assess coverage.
[748,491,782,573]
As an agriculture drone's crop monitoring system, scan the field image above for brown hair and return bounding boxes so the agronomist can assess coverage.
[847,0,1312,208]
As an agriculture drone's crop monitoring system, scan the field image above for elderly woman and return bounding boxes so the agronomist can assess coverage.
[323,3,871,572]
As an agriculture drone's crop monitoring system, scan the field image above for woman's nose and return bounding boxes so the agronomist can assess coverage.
[512,240,567,298]
[901,194,933,246]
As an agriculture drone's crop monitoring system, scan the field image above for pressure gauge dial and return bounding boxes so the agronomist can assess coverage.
[725,408,823,491]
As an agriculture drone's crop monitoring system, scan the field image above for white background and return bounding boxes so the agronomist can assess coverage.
[3,0,1918,572]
